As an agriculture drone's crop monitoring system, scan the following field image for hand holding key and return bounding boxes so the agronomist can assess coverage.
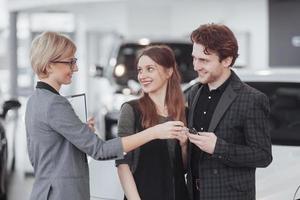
[187,128,217,154]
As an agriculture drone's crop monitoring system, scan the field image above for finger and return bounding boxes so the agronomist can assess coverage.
[172,126,184,132]
[199,132,211,136]
[88,116,94,121]
[189,138,204,147]
[182,127,189,132]
[187,133,205,140]
[171,121,184,127]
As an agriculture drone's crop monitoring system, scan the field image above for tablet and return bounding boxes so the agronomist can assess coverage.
[66,93,87,122]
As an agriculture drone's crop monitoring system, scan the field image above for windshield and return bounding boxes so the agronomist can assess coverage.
[113,42,197,86]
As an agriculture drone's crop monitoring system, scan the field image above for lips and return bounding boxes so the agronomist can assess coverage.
[140,79,152,86]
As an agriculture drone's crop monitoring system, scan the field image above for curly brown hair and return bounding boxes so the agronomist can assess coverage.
[190,23,239,67]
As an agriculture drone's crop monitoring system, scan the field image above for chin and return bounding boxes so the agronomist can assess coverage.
[64,80,72,85]
[142,87,156,94]
[198,77,208,84]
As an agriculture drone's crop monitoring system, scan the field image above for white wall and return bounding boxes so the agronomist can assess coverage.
[5,0,270,95]
[70,0,269,68]
[6,0,270,69]
[170,0,269,68]
[0,0,8,28]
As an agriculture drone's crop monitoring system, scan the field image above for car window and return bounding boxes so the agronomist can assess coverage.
[113,42,197,86]
[246,82,300,146]
[184,81,300,146]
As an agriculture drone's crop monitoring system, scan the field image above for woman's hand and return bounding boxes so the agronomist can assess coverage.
[174,127,189,147]
[87,117,96,132]
[150,121,184,140]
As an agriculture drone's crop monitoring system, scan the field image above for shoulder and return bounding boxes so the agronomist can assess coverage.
[241,83,267,99]
[186,82,202,104]
[237,83,269,110]
[189,82,202,95]
[121,99,140,113]
[123,99,139,109]
[120,99,140,120]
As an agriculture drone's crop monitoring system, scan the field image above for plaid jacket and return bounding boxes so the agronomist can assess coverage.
[186,71,272,200]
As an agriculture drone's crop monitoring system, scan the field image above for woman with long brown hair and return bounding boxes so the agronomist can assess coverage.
[116,45,189,200]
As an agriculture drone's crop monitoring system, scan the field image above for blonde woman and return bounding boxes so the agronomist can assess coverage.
[25,32,184,200]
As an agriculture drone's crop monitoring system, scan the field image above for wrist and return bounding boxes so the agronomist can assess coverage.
[145,126,156,141]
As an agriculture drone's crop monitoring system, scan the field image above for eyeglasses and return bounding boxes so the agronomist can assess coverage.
[51,58,78,71]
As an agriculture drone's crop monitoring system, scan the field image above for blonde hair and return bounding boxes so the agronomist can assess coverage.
[30,31,76,78]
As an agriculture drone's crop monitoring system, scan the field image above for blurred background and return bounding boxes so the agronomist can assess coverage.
[0,0,300,199]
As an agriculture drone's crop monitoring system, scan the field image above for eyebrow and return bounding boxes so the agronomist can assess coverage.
[137,64,156,68]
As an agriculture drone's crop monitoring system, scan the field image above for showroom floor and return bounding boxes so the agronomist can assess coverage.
[7,107,34,200]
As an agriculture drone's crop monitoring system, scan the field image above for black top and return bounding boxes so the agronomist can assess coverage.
[134,139,172,200]
[118,102,188,200]
[193,76,231,132]
[192,74,232,176]
[36,81,60,95]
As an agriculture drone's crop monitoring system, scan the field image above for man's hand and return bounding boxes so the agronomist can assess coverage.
[187,132,217,154]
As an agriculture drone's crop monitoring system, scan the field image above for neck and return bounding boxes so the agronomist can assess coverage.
[40,78,61,92]
[148,84,168,112]
[208,69,231,90]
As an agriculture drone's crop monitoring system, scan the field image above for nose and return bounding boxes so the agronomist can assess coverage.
[72,64,79,72]
[193,60,202,71]
[138,70,147,80]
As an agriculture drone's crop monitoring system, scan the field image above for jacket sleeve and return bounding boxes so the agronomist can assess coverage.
[213,92,273,168]
[115,103,136,167]
[47,95,124,160]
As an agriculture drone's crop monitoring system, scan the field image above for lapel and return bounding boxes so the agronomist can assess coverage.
[188,85,203,128]
[208,71,242,132]
[187,84,203,171]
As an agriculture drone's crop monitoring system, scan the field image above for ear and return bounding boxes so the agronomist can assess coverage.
[167,68,173,78]
[221,57,233,68]
[43,63,54,77]
[47,63,54,73]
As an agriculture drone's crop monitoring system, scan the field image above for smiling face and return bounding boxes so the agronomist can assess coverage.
[48,48,78,87]
[192,43,231,88]
[137,55,172,95]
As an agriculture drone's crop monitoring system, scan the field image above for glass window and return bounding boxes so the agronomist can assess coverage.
[246,82,300,146]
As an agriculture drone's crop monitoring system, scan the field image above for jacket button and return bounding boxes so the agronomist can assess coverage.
[213,169,218,174]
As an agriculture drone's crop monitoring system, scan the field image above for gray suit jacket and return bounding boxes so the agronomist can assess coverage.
[25,88,124,200]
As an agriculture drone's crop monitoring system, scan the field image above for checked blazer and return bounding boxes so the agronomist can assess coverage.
[186,71,272,200]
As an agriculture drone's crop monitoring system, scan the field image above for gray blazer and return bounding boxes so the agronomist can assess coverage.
[25,87,124,200]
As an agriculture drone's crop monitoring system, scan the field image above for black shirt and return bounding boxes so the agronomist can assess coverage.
[192,74,232,177]
[36,81,60,95]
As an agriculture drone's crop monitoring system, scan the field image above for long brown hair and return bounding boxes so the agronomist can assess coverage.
[137,45,186,129]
